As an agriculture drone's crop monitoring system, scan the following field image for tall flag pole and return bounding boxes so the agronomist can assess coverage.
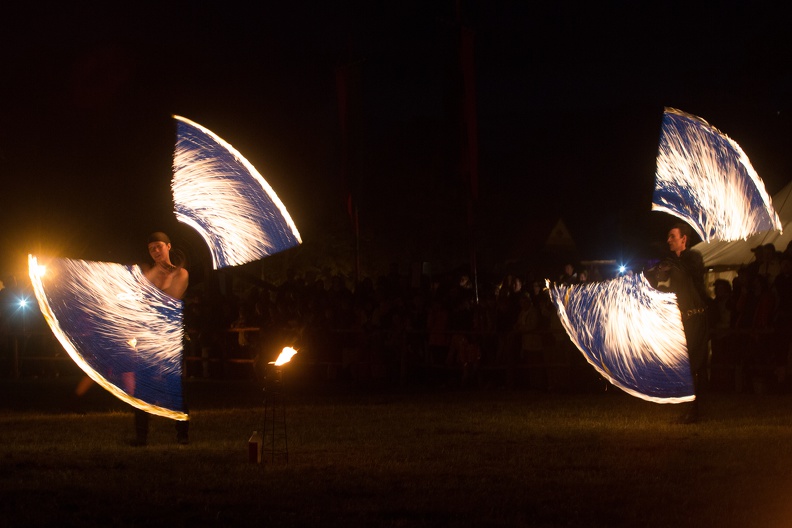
[458,3,480,305]
[336,60,364,284]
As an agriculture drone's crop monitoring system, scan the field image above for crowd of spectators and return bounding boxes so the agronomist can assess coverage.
[180,262,592,389]
[181,245,792,393]
[6,247,792,393]
[708,241,792,393]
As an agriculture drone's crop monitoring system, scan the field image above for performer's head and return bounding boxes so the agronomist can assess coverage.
[148,231,171,245]
[147,232,173,264]
[667,222,692,256]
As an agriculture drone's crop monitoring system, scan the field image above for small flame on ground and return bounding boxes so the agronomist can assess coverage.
[271,346,298,366]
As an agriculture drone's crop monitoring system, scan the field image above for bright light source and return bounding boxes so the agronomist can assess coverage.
[271,346,298,366]
[618,265,627,274]
[18,298,28,309]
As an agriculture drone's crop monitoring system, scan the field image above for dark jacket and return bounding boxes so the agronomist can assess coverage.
[648,248,708,315]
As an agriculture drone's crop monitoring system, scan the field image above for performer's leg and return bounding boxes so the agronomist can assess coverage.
[175,366,189,444]
[175,414,189,444]
[175,339,190,445]
[132,409,149,446]
[677,316,709,424]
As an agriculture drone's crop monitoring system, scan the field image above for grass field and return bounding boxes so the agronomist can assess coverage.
[3,371,792,527]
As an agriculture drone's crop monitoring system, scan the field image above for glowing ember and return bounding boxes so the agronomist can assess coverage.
[271,347,298,366]
[31,263,47,278]
[548,274,694,404]
[172,115,302,269]
[653,107,781,243]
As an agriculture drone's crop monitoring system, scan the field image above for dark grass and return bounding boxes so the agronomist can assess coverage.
[3,372,792,527]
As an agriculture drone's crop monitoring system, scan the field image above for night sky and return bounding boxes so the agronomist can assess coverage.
[2,1,792,281]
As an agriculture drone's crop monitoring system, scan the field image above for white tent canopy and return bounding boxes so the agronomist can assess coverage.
[694,179,792,268]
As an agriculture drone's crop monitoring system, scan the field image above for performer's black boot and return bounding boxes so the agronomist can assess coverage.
[176,419,189,445]
[131,409,149,446]
[677,400,699,424]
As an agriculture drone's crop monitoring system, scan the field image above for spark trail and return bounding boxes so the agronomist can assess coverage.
[29,256,187,419]
[173,115,302,269]
[653,107,781,242]
[548,274,694,403]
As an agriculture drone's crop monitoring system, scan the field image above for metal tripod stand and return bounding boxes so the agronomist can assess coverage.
[261,363,288,464]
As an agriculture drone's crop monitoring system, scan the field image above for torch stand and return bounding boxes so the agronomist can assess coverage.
[261,364,289,464]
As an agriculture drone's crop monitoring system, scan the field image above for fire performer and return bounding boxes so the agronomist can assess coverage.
[29,116,301,444]
[647,222,710,423]
[549,108,778,407]
[131,232,189,446]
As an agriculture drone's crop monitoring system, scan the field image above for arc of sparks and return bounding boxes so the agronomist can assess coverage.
[29,255,188,420]
[548,274,695,403]
[652,107,781,243]
[172,115,302,269]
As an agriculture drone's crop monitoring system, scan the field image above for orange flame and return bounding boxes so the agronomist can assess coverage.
[271,346,298,366]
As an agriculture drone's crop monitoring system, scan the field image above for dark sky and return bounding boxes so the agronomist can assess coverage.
[2,1,792,279]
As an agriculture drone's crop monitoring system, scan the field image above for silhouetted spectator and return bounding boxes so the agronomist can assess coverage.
[559,263,578,285]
